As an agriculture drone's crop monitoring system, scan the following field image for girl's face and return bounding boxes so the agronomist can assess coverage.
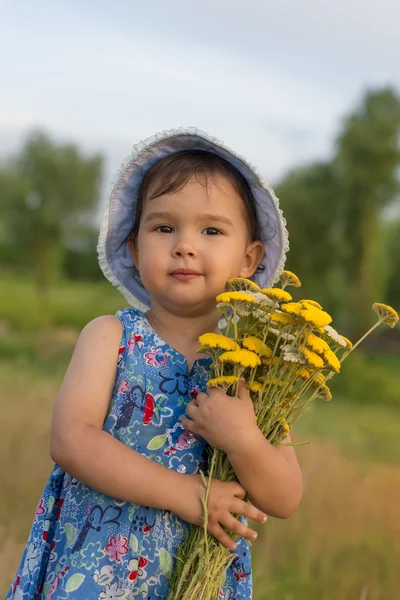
[130,174,264,316]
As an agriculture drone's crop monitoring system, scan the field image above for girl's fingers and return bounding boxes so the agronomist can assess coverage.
[180,416,198,435]
[232,499,268,524]
[185,403,199,419]
[196,392,208,404]
[208,524,237,551]
[219,515,258,542]
[237,378,249,397]
[229,481,246,500]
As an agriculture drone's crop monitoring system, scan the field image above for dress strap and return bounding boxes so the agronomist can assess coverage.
[115,308,145,365]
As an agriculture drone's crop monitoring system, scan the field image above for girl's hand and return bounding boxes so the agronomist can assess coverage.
[180,380,257,455]
[176,474,267,550]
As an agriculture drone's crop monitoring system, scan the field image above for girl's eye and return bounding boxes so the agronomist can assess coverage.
[204,228,222,236]
[155,225,174,233]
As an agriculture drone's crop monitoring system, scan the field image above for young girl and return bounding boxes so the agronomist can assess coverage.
[7,128,303,600]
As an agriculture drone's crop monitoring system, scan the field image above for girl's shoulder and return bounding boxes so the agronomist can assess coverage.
[79,310,147,348]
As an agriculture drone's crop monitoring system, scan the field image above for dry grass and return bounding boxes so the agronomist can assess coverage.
[253,440,400,599]
[0,366,57,544]
[1,340,399,599]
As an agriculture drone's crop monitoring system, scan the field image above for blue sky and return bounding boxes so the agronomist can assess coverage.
[1,0,400,197]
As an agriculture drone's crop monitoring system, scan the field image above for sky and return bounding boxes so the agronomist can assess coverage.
[1,0,400,201]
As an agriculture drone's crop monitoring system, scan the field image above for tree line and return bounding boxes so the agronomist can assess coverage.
[1,87,400,338]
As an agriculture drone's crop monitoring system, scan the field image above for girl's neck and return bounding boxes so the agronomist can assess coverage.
[145,304,221,359]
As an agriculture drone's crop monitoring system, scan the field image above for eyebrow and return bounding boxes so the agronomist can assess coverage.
[143,211,234,227]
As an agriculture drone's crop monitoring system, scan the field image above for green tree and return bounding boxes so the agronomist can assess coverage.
[276,161,347,320]
[277,87,400,335]
[63,225,104,281]
[0,168,30,268]
[335,87,400,335]
[385,217,400,309]
[1,131,103,293]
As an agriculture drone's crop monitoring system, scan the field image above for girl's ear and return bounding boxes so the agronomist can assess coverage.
[127,237,139,268]
[239,241,264,278]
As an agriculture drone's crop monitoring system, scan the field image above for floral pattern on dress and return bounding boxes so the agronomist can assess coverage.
[7,308,253,599]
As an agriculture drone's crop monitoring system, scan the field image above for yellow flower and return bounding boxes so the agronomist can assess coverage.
[226,277,261,293]
[301,299,323,310]
[305,332,331,355]
[312,372,325,386]
[341,336,353,350]
[281,302,304,316]
[372,303,399,328]
[196,345,209,354]
[219,349,261,368]
[316,384,332,401]
[279,270,301,288]
[198,333,238,351]
[282,420,290,433]
[269,312,293,325]
[207,375,239,389]
[247,381,263,393]
[315,325,326,334]
[323,348,341,373]
[262,288,293,302]
[299,368,311,379]
[302,347,325,369]
[300,307,332,327]
[242,336,272,357]
[216,291,256,304]
[262,356,280,366]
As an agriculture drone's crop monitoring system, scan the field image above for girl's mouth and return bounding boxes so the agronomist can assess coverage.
[170,269,201,281]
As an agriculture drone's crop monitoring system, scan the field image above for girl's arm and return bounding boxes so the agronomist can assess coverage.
[50,316,267,549]
[226,429,303,519]
[50,316,188,511]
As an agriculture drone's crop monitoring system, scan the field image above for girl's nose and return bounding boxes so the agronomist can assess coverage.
[172,237,196,258]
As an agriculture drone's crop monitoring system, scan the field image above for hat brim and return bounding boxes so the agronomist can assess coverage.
[98,127,289,310]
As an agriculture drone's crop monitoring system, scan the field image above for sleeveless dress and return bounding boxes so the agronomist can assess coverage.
[7,308,253,600]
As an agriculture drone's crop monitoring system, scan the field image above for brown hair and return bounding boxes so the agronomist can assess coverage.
[128,150,261,246]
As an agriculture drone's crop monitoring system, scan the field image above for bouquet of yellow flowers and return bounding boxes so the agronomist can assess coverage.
[167,272,399,600]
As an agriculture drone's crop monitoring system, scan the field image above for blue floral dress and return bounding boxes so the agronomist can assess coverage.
[7,308,253,600]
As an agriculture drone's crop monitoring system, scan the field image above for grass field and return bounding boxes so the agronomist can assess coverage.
[1,276,399,599]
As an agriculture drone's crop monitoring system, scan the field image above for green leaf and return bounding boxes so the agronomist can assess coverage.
[147,434,167,450]
[64,523,77,546]
[140,583,149,597]
[42,583,52,597]
[65,574,85,592]
[129,533,139,553]
[159,548,172,576]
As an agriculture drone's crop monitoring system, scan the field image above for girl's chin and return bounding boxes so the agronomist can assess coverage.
[151,289,219,309]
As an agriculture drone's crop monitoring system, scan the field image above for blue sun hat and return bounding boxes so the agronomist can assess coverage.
[97,127,289,310]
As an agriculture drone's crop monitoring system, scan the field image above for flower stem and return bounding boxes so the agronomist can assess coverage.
[340,320,381,362]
